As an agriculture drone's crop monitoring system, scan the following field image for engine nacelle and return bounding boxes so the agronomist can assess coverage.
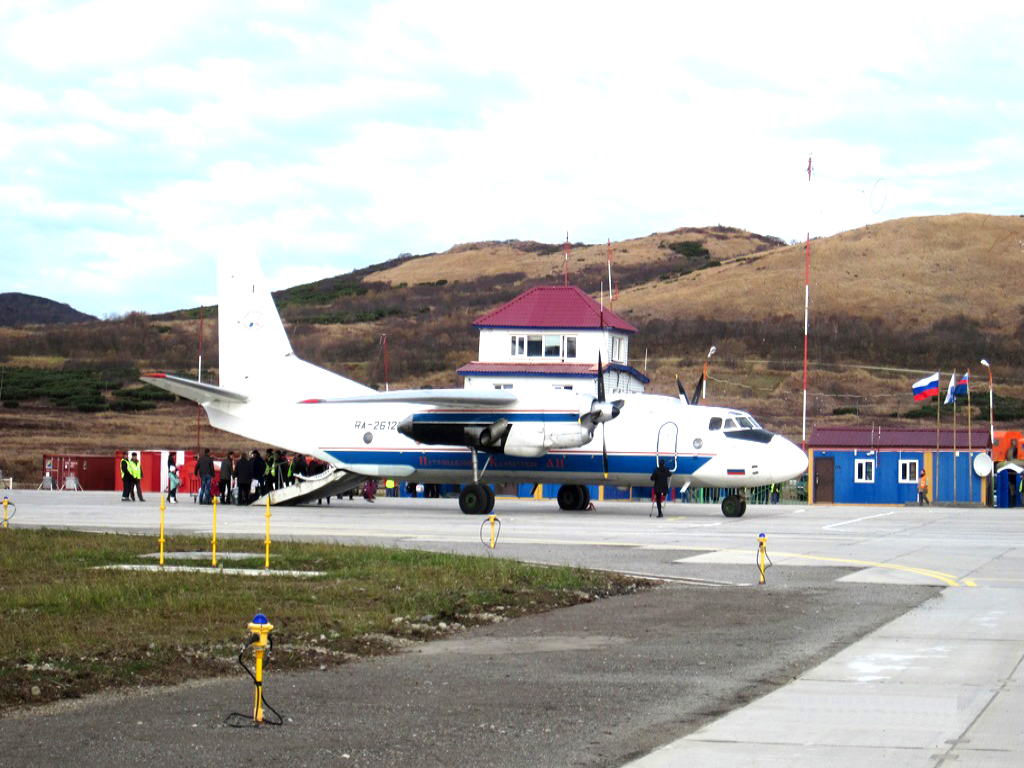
[503,422,592,458]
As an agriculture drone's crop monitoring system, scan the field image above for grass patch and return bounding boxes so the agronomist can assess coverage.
[0,529,646,711]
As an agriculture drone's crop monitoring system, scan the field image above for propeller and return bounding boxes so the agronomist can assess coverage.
[677,345,716,406]
[581,352,625,477]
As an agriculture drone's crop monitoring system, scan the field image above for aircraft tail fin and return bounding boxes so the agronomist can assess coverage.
[215,256,373,399]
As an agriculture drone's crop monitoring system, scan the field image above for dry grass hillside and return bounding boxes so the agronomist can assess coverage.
[617,214,1023,331]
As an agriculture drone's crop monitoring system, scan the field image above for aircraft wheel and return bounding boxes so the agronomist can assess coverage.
[557,484,583,511]
[460,484,489,515]
[721,494,745,518]
[482,484,495,514]
[579,485,591,510]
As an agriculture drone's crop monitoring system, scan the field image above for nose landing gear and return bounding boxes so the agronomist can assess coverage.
[721,493,746,518]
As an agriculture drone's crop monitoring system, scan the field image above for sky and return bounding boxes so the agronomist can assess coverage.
[2,1,1022,317]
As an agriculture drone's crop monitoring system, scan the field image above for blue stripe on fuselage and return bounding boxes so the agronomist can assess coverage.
[325,448,713,477]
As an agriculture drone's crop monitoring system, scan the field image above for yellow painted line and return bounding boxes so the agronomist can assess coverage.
[962,579,977,587]
[720,548,965,588]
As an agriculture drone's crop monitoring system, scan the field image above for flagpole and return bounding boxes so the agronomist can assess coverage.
[967,371,973,502]
[952,387,957,504]
[935,370,941,503]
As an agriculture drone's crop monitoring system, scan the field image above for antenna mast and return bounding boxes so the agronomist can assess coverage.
[802,155,812,451]
[563,232,569,287]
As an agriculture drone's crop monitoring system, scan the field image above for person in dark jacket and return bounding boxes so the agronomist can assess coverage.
[219,451,234,504]
[195,448,215,504]
[250,450,266,498]
[650,460,672,518]
[234,450,252,505]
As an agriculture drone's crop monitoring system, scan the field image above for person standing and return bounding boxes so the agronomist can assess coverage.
[219,451,234,504]
[263,449,276,495]
[650,460,672,518]
[917,469,929,506]
[250,449,266,498]
[167,464,180,503]
[195,448,215,504]
[128,452,145,502]
[275,450,288,490]
[235,450,252,505]
[120,451,132,501]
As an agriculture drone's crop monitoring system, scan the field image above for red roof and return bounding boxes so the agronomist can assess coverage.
[810,425,991,451]
[473,285,637,333]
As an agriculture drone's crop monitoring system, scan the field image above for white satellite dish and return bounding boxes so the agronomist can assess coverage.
[973,453,994,476]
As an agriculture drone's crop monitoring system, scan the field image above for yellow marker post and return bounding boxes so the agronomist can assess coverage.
[3,496,8,530]
[489,514,498,549]
[159,495,166,566]
[247,613,274,724]
[757,533,768,585]
[264,497,271,570]
[212,496,218,568]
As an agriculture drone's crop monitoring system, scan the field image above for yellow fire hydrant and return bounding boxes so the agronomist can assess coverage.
[757,533,769,585]
[247,613,274,724]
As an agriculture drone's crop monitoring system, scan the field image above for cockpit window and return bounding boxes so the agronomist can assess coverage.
[724,418,738,429]
[736,416,757,429]
[709,417,722,430]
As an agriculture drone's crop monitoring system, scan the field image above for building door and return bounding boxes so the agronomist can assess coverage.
[814,457,835,503]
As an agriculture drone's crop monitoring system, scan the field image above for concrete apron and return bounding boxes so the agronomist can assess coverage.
[624,585,1024,767]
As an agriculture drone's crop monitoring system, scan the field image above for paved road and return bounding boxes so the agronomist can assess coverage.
[1,491,1022,766]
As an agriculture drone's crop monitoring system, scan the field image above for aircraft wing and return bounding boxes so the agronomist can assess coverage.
[300,388,519,408]
[140,372,249,404]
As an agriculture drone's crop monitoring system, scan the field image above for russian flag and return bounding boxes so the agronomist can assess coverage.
[912,372,939,401]
[944,371,969,404]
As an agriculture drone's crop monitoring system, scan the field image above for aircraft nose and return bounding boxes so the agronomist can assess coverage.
[769,435,808,483]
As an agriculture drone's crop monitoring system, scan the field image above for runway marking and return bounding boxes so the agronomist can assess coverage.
[718,548,965,587]
[822,511,898,530]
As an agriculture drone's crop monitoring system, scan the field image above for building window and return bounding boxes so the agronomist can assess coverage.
[564,336,577,359]
[553,385,573,391]
[511,336,525,356]
[543,335,561,357]
[611,336,624,362]
[855,458,875,483]
[493,383,513,389]
[899,459,919,483]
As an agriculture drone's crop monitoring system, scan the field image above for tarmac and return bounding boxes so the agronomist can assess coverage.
[1,490,1022,767]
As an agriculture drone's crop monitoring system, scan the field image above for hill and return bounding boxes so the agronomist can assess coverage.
[0,293,96,327]
[0,214,1022,487]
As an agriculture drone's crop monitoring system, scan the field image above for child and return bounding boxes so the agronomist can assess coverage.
[168,464,180,504]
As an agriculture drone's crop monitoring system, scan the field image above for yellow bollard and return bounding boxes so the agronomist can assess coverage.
[159,495,166,566]
[3,496,8,530]
[247,613,274,724]
[212,496,218,568]
[264,497,271,569]
[757,533,768,585]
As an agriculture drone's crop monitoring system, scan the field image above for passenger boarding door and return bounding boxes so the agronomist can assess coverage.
[656,422,679,472]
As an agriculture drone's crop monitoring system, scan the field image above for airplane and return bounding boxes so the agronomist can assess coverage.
[142,256,808,517]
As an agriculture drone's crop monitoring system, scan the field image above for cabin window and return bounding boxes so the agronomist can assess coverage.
[709,417,722,430]
[899,459,919,483]
[855,458,875,483]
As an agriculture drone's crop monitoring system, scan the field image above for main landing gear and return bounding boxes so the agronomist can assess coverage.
[459,447,496,515]
[721,493,747,518]
[556,484,591,511]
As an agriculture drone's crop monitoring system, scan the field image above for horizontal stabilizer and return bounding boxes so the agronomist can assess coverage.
[301,388,518,408]
[140,372,249,404]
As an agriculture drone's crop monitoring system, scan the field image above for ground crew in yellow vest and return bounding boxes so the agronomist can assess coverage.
[263,449,275,495]
[128,452,145,502]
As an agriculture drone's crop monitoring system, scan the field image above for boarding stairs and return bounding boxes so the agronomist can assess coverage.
[258,468,366,506]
